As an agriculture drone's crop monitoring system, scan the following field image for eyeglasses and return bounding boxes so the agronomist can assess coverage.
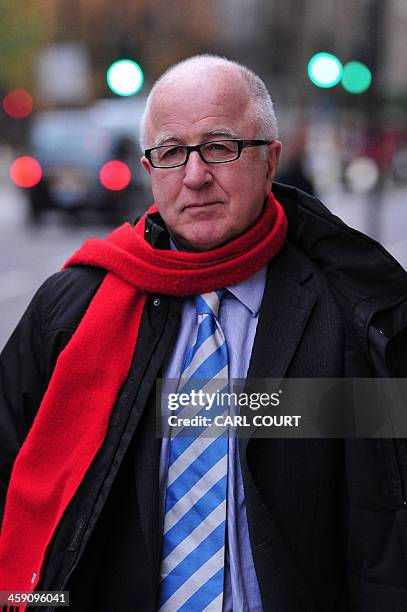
[144,139,273,168]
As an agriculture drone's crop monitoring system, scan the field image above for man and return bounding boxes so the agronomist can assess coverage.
[0,55,407,612]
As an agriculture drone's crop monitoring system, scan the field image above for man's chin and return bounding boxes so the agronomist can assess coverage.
[170,230,229,253]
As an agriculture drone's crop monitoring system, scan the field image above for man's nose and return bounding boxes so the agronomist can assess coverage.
[182,151,213,189]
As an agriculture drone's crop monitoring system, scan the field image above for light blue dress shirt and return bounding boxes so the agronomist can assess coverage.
[160,266,266,611]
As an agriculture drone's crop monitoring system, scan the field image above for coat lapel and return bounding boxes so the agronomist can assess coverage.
[247,240,316,380]
[240,241,319,611]
[241,241,316,453]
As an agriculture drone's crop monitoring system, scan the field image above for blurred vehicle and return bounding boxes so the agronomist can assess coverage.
[25,98,149,224]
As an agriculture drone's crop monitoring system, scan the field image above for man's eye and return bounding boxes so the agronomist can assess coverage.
[207,142,230,152]
[162,146,184,159]
[205,142,237,155]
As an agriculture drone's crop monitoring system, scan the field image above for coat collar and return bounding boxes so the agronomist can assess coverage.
[272,181,407,347]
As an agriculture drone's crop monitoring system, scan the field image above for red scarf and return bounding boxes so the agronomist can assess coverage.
[0,193,287,602]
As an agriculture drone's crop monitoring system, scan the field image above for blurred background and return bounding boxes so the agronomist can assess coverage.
[1,0,407,349]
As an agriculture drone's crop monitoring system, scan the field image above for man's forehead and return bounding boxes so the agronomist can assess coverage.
[147,67,251,142]
[153,127,241,147]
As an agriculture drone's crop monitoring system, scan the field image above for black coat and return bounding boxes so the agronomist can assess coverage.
[1,183,407,612]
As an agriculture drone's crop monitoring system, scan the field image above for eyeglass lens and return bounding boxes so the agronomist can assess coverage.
[151,140,240,167]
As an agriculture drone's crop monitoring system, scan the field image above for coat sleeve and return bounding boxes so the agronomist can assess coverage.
[0,267,105,529]
[0,282,49,527]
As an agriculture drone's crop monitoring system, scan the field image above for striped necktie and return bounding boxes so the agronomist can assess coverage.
[159,289,229,611]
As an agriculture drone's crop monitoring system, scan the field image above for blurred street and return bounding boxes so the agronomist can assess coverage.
[0,181,108,350]
[323,185,407,267]
[1,178,406,351]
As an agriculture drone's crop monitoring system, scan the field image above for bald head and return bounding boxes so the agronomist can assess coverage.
[139,55,278,151]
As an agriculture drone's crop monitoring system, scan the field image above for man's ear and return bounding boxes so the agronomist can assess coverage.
[141,156,152,175]
[266,140,282,189]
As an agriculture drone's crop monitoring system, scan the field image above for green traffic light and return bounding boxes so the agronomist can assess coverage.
[308,52,343,88]
[342,61,372,94]
[107,59,144,96]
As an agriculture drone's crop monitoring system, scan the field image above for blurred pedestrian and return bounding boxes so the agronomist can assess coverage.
[277,127,315,194]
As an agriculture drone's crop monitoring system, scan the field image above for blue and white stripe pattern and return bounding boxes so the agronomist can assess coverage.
[159,290,229,611]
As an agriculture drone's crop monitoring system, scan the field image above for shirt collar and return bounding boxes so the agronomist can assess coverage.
[226,266,267,316]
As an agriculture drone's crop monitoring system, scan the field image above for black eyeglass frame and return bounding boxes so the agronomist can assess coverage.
[144,139,273,168]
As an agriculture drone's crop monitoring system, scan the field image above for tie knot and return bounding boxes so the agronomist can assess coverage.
[194,289,225,318]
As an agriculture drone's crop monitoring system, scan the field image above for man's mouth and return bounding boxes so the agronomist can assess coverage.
[184,201,222,210]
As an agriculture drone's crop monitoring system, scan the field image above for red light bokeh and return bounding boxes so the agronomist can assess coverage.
[9,157,42,188]
[99,160,131,191]
[3,89,33,119]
